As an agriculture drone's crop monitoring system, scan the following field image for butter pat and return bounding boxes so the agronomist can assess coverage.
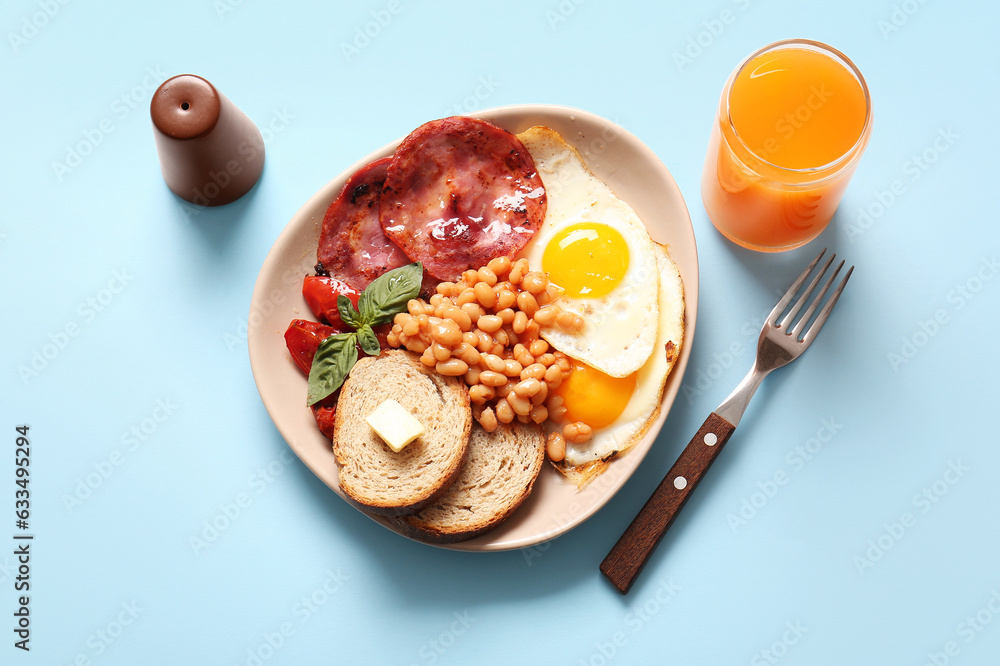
[366,399,425,452]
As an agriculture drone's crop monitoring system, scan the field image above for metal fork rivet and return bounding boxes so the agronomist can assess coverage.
[704,433,717,447]
[673,476,687,490]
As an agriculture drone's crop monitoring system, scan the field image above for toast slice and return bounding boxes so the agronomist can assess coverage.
[333,350,471,517]
[393,421,546,543]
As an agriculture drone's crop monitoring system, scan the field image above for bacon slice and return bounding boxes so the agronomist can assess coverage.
[316,157,409,291]
[379,117,546,281]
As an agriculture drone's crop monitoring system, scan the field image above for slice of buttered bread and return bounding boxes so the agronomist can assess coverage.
[393,422,546,543]
[333,350,471,517]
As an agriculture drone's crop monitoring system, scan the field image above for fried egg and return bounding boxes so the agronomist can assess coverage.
[514,126,685,478]
[558,244,684,470]
[516,126,660,378]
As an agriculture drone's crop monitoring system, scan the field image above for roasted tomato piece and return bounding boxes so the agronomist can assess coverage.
[302,276,361,327]
[283,318,391,378]
[373,322,393,350]
[283,319,339,375]
[312,403,337,440]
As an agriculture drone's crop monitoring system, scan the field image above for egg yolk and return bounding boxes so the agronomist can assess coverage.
[555,359,636,429]
[542,223,629,298]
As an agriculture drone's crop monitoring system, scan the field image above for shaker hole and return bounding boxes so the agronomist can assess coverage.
[181,102,190,110]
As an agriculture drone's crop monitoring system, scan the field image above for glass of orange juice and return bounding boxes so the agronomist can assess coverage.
[701,39,872,252]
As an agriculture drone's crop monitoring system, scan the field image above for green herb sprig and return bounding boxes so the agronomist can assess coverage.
[306,262,422,406]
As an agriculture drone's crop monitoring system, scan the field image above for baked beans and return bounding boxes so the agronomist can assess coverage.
[386,256,588,454]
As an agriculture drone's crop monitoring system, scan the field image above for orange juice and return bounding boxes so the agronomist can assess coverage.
[702,40,872,251]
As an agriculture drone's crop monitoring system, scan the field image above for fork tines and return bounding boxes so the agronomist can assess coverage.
[771,248,854,343]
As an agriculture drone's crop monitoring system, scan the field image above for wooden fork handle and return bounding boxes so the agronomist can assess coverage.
[600,412,737,593]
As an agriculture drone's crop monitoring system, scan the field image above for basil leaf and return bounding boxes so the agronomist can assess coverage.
[306,332,359,406]
[337,294,363,329]
[357,262,422,326]
[356,324,380,356]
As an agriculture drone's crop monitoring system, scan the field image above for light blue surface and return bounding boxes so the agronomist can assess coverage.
[3,1,999,664]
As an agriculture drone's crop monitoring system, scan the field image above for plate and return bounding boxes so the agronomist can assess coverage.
[248,105,699,551]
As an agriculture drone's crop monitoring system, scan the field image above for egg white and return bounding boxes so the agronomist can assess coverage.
[517,126,660,378]
[562,243,685,468]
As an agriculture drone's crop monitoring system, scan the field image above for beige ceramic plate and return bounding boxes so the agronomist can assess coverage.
[248,105,698,551]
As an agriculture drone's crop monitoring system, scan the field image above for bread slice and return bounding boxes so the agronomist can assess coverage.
[392,422,546,543]
[332,350,471,517]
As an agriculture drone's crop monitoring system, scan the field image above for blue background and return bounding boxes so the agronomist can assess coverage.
[2,1,999,664]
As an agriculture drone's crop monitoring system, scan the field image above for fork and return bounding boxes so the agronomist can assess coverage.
[600,248,853,594]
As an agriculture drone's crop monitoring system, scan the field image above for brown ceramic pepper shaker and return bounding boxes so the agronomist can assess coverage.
[150,74,265,206]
